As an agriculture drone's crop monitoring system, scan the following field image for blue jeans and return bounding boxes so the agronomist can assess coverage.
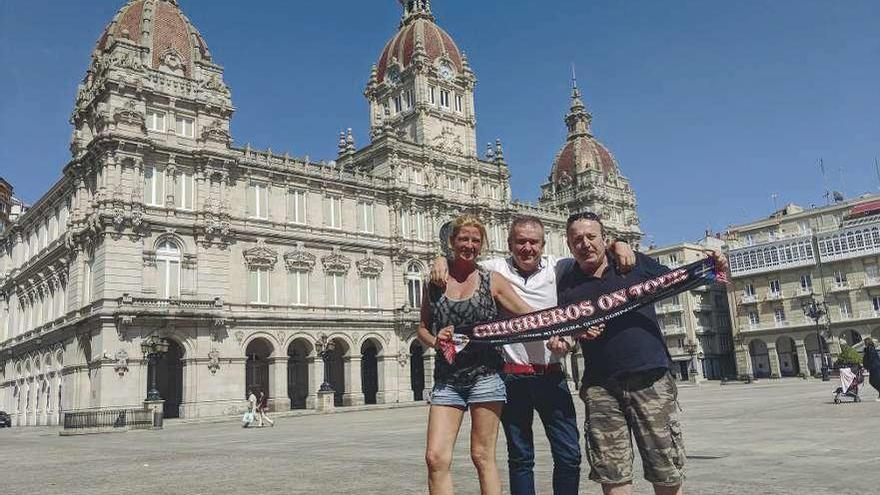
[501,371,581,495]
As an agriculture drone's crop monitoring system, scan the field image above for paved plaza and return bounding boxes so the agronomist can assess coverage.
[1,379,878,495]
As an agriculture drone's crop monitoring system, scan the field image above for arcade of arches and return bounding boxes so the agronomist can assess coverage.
[736,327,877,379]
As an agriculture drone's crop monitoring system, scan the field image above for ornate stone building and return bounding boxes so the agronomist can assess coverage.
[0,0,641,425]
[725,195,880,380]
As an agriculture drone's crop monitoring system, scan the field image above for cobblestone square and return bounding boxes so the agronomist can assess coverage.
[1,379,878,495]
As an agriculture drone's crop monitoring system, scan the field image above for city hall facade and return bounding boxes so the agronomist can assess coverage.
[0,0,642,424]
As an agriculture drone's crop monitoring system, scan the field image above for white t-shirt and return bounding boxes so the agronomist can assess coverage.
[480,256,575,366]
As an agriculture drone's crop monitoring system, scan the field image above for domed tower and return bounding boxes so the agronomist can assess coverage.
[365,0,477,157]
[539,80,642,245]
[71,0,233,158]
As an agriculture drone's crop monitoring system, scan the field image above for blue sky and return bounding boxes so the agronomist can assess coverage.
[1,1,877,246]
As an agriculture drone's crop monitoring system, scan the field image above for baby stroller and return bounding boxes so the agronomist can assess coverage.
[833,365,863,404]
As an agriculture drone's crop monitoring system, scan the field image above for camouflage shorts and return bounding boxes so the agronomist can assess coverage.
[579,368,685,486]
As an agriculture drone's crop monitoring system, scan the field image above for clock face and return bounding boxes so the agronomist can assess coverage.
[438,63,454,81]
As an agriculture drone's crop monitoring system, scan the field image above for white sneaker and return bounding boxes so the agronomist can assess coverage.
[875,398,880,402]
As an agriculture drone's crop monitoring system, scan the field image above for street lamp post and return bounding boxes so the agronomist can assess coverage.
[683,340,699,382]
[141,336,170,401]
[802,297,830,381]
[316,333,336,393]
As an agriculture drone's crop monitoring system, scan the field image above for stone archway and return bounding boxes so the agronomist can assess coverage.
[839,329,862,347]
[361,340,380,405]
[151,339,185,419]
[410,341,425,401]
[775,336,799,377]
[287,339,312,410]
[749,340,771,378]
[804,333,829,375]
[245,338,274,400]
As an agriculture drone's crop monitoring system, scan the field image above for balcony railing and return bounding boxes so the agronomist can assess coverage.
[662,326,686,335]
[863,277,880,288]
[764,291,784,301]
[62,408,158,433]
[858,310,880,320]
[656,304,683,314]
[796,287,814,297]
[739,295,758,305]
[774,320,790,328]
[827,283,851,293]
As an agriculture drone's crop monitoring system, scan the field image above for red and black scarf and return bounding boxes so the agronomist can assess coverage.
[439,256,728,364]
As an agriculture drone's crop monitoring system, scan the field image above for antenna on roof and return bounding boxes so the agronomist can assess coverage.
[571,63,578,90]
[874,157,880,190]
[838,166,847,199]
[819,158,830,205]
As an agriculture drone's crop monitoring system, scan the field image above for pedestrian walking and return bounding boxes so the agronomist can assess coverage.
[863,338,880,401]
[257,390,275,427]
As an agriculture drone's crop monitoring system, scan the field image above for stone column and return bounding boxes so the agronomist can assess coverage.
[422,350,435,401]
[375,355,394,404]
[306,355,319,410]
[735,346,753,381]
[343,355,364,406]
[796,341,811,379]
[766,343,781,379]
[268,356,290,412]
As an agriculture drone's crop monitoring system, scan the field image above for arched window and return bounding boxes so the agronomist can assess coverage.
[156,240,181,299]
[405,262,424,308]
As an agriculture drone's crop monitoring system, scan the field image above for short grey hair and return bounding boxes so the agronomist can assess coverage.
[508,215,545,245]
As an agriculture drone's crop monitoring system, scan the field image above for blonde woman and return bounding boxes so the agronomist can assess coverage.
[418,214,533,495]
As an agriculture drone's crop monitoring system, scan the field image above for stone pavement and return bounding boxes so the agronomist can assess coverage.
[1,379,878,495]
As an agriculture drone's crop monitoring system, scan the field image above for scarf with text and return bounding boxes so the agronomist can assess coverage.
[438,256,728,364]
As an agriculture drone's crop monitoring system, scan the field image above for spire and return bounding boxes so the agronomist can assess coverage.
[399,0,434,25]
[565,64,592,139]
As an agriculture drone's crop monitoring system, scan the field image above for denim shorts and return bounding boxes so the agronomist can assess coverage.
[429,373,507,409]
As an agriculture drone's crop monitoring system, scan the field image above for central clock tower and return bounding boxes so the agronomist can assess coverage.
[365,0,477,157]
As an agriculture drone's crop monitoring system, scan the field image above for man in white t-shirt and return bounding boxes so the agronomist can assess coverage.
[431,215,634,495]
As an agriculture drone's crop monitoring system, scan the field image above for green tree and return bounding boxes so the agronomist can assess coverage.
[835,345,863,367]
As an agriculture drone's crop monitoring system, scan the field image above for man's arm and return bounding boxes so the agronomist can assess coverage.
[429,256,502,287]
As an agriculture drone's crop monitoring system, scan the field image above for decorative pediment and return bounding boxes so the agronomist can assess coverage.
[200,120,232,145]
[243,240,278,270]
[356,250,384,277]
[284,242,317,272]
[322,247,351,275]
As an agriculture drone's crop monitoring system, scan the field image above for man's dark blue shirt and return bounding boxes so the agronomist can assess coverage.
[557,252,671,386]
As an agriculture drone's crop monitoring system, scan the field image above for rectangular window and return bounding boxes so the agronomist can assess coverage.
[840,299,852,318]
[361,276,378,308]
[748,311,759,325]
[834,270,847,286]
[287,189,306,224]
[867,264,879,281]
[357,201,375,234]
[158,258,181,299]
[326,196,342,229]
[399,209,410,238]
[393,95,402,113]
[143,166,165,206]
[774,308,786,322]
[414,210,426,241]
[178,172,194,210]
[800,273,812,290]
[404,89,414,109]
[455,94,463,112]
[327,274,345,307]
[429,86,436,105]
[668,254,679,266]
[175,116,194,138]
[288,271,308,306]
[744,283,755,297]
[248,268,270,304]
[440,90,450,108]
[872,297,880,313]
[146,110,166,132]
[248,182,269,219]
[769,279,781,295]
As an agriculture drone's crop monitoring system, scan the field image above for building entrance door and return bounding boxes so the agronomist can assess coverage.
[152,339,184,418]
